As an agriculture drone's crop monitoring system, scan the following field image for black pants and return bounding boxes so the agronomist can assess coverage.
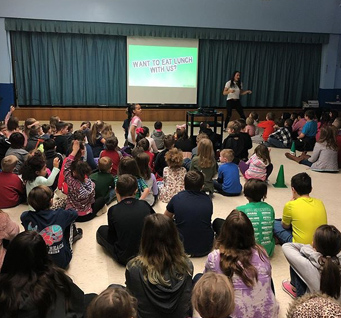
[96,225,123,264]
[76,197,106,222]
[224,99,246,128]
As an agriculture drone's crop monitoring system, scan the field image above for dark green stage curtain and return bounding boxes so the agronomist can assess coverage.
[11,31,126,106]
[198,40,322,108]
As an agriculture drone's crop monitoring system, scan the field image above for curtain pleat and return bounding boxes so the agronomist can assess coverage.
[197,40,321,107]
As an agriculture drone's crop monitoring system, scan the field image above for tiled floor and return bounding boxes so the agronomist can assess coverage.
[3,120,341,317]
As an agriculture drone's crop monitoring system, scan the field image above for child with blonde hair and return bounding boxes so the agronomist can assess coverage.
[192,272,235,318]
[213,149,242,196]
[190,138,217,195]
[0,155,25,208]
[159,148,186,203]
[245,117,256,137]
[87,286,137,318]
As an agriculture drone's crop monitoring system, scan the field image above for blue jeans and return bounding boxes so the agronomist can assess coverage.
[273,219,293,244]
[290,266,307,297]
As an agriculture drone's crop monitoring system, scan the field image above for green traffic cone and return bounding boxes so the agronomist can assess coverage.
[290,142,296,156]
[273,164,287,188]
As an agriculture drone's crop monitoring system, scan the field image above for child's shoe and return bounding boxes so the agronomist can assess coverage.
[282,279,297,299]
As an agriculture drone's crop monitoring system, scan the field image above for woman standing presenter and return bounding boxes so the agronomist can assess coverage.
[223,71,252,131]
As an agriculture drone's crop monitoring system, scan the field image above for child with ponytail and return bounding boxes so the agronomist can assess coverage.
[282,225,341,300]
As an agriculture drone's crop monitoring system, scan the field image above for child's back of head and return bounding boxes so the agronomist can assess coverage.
[56,121,68,133]
[87,286,137,318]
[98,157,112,173]
[236,118,246,131]
[249,111,259,121]
[164,134,175,150]
[220,149,234,163]
[28,185,53,211]
[71,160,92,183]
[42,124,51,134]
[165,148,183,169]
[243,179,267,202]
[43,138,56,152]
[136,152,151,180]
[154,121,162,130]
[291,172,312,196]
[254,144,271,165]
[192,272,235,318]
[105,136,118,151]
[266,112,275,121]
[246,117,254,126]
[305,110,315,120]
[184,170,204,191]
[118,157,141,178]
[227,120,241,134]
[137,138,150,151]
[21,151,46,182]
[1,155,18,173]
[116,174,138,198]
[9,132,25,149]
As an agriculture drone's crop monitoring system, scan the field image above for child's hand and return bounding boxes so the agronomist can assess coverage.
[10,105,15,113]
[72,140,80,152]
[53,157,60,168]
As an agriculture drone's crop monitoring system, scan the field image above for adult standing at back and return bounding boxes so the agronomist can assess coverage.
[223,71,252,131]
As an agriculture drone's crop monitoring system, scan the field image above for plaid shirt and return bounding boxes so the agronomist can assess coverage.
[269,127,291,147]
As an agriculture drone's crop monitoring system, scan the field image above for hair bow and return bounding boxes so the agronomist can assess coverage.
[136,127,144,135]
[176,124,186,130]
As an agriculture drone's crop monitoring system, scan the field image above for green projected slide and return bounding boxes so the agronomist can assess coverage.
[128,45,198,88]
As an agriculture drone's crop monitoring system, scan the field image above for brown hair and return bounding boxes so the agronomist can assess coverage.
[90,120,104,145]
[116,174,137,197]
[216,210,266,287]
[197,138,215,168]
[192,272,235,318]
[136,152,151,180]
[318,126,338,151]
[313,225,341,299]
[118,157,141,178]
[165,148,183,169]
[196,132,209,144]
[131,214,192,287]
[246,117,254,125]
[243,179,267,202]
[87,287,137,318]
[28,185,53,211]
[254,144,271,165]
[163,134,175,150]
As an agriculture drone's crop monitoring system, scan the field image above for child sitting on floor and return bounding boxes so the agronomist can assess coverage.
[90,157,116,205]
[0,155,25,208]
[64,140,106,222]
[159,148,186,203]
[21,185,80,269]
[151,121,165,150]
[236,179,275,257]
[239,144,273,181]
[99,136,121,176]
[213,149,242,196]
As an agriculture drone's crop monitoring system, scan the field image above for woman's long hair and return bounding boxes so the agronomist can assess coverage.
[318,126,338,151]
[229,71,241,89]
[314,225,341,299]
[89,120,104,145]
[132,214,191,287]
[0,231,72,317]
[216,210,265,287]
[197,138,215,168]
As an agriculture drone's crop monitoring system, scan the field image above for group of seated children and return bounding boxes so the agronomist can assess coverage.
[0,105,340,317]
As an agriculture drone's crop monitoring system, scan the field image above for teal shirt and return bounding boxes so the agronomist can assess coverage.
[236,201,275,257]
